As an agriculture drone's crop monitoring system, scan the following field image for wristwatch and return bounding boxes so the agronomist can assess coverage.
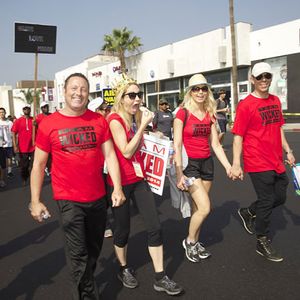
[286,149,293,154]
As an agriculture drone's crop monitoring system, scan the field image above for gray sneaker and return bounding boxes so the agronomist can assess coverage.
[195,242,211,259]
[256,236,283,262]
[182,239,200,263]
[154,275,183,295]
[238,208,256,235]
[118,268,138,288]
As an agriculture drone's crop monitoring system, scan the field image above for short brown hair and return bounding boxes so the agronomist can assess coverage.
[64,73,90,90]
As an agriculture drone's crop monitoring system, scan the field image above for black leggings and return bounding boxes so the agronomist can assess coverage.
[109,180,162,248]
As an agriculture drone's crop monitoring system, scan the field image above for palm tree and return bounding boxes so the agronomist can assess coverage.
[102,27,142,74]
[14,88,42,108]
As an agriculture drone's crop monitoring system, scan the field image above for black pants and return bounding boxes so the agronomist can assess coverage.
[56,198,107,300]
[19,152,34,181]
[109,180,162,248]
[248,171,289,237]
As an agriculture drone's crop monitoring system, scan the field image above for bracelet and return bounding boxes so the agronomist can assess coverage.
[286,149,293,154]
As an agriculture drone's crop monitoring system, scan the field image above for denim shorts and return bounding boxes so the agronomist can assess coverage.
[183,156,214,181]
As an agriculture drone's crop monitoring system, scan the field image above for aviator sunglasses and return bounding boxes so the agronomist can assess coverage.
[191,86,209,93]
[123,91,144,100]
[255,73,272,81]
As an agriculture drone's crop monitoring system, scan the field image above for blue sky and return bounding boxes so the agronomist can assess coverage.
[1,0,299,86]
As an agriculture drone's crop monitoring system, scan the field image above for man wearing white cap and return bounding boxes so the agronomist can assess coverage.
[36,101,51,126]
[232,62,296,262]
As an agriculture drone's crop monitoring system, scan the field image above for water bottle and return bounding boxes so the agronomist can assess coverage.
[185,177,196,187]
[167,143,175,169]
[28,203,50,220]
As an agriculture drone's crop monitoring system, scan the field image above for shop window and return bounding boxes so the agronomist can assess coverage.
[238,67,249,81]
[146,82,156,93]
[160,79,179,92]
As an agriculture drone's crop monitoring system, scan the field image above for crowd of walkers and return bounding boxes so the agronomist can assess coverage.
[0,62,296,299]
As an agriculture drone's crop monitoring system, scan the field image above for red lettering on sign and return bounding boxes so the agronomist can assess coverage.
[153,145,165,155]
[153,157,164,176]
[145,154,154,173]
[146,175,161,187]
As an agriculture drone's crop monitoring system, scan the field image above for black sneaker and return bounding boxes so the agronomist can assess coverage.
[195,242,211,259]
[117,268,138,288]
[154,275,183,296]
[256,236,283,262]
[182,239,200,263]
[238,208,255,234]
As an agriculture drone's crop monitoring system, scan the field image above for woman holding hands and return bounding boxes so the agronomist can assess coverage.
[173,74,232,263]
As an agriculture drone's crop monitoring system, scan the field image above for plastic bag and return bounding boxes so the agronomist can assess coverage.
[292,163,300,196]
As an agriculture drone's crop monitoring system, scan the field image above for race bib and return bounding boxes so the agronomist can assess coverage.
[132,161,144,178]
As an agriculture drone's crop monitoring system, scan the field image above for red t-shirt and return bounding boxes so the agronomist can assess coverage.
[36,110,111,202]
[107,113,144,186]
[36,113,51,126]
[232,93,285,173]
[176,108,213,159]
[11,116,34,153]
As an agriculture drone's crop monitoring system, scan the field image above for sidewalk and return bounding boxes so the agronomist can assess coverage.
[283,123,300,132]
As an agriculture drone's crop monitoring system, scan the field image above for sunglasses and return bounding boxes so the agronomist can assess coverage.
[255,73,272,81]
[123,91,144,100]
[191,86,209,93]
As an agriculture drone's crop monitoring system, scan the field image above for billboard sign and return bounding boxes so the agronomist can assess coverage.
[15,22,57,54]
[102,88,115,106]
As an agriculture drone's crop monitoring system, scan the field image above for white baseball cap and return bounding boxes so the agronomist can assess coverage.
[87,97,104,112]
[40,101,48,108]
[251,62,272,77]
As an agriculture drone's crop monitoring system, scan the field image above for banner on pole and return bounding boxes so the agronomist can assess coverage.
[15,22,57,54]
[140,134,170,196]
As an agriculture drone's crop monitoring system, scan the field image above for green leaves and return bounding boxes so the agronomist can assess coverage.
[102,27,142,74]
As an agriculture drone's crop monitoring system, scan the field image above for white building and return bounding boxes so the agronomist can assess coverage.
[55,19,300,122]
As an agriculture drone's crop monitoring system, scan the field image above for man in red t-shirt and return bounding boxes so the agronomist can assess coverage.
[232,62,295,262]
[11,104,34,185]
[30,73,125,300]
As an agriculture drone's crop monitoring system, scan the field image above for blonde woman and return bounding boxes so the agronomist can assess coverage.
[173,74,232,263]
[106,75,183,296]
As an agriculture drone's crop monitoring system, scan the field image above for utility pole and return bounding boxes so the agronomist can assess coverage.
[229,0,238,120]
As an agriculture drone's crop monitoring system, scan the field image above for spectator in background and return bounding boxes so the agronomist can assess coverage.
[0,121,6,188]
[215,89,229,147]
[153,99,173,140]
[0,107,14,179]
[35,101,51,126]
[11,104,34,186]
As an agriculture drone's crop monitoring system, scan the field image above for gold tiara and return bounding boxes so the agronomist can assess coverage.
[111,74,137,96]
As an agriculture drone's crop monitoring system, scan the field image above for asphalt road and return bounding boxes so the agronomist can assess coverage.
[1,132,300,300]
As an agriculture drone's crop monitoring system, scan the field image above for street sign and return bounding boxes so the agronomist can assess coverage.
[14,22,57,54]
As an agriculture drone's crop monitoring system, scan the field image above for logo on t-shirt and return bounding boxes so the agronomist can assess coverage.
[58,126,97,152]
[258,105,281,126]
[192,124,211,137]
